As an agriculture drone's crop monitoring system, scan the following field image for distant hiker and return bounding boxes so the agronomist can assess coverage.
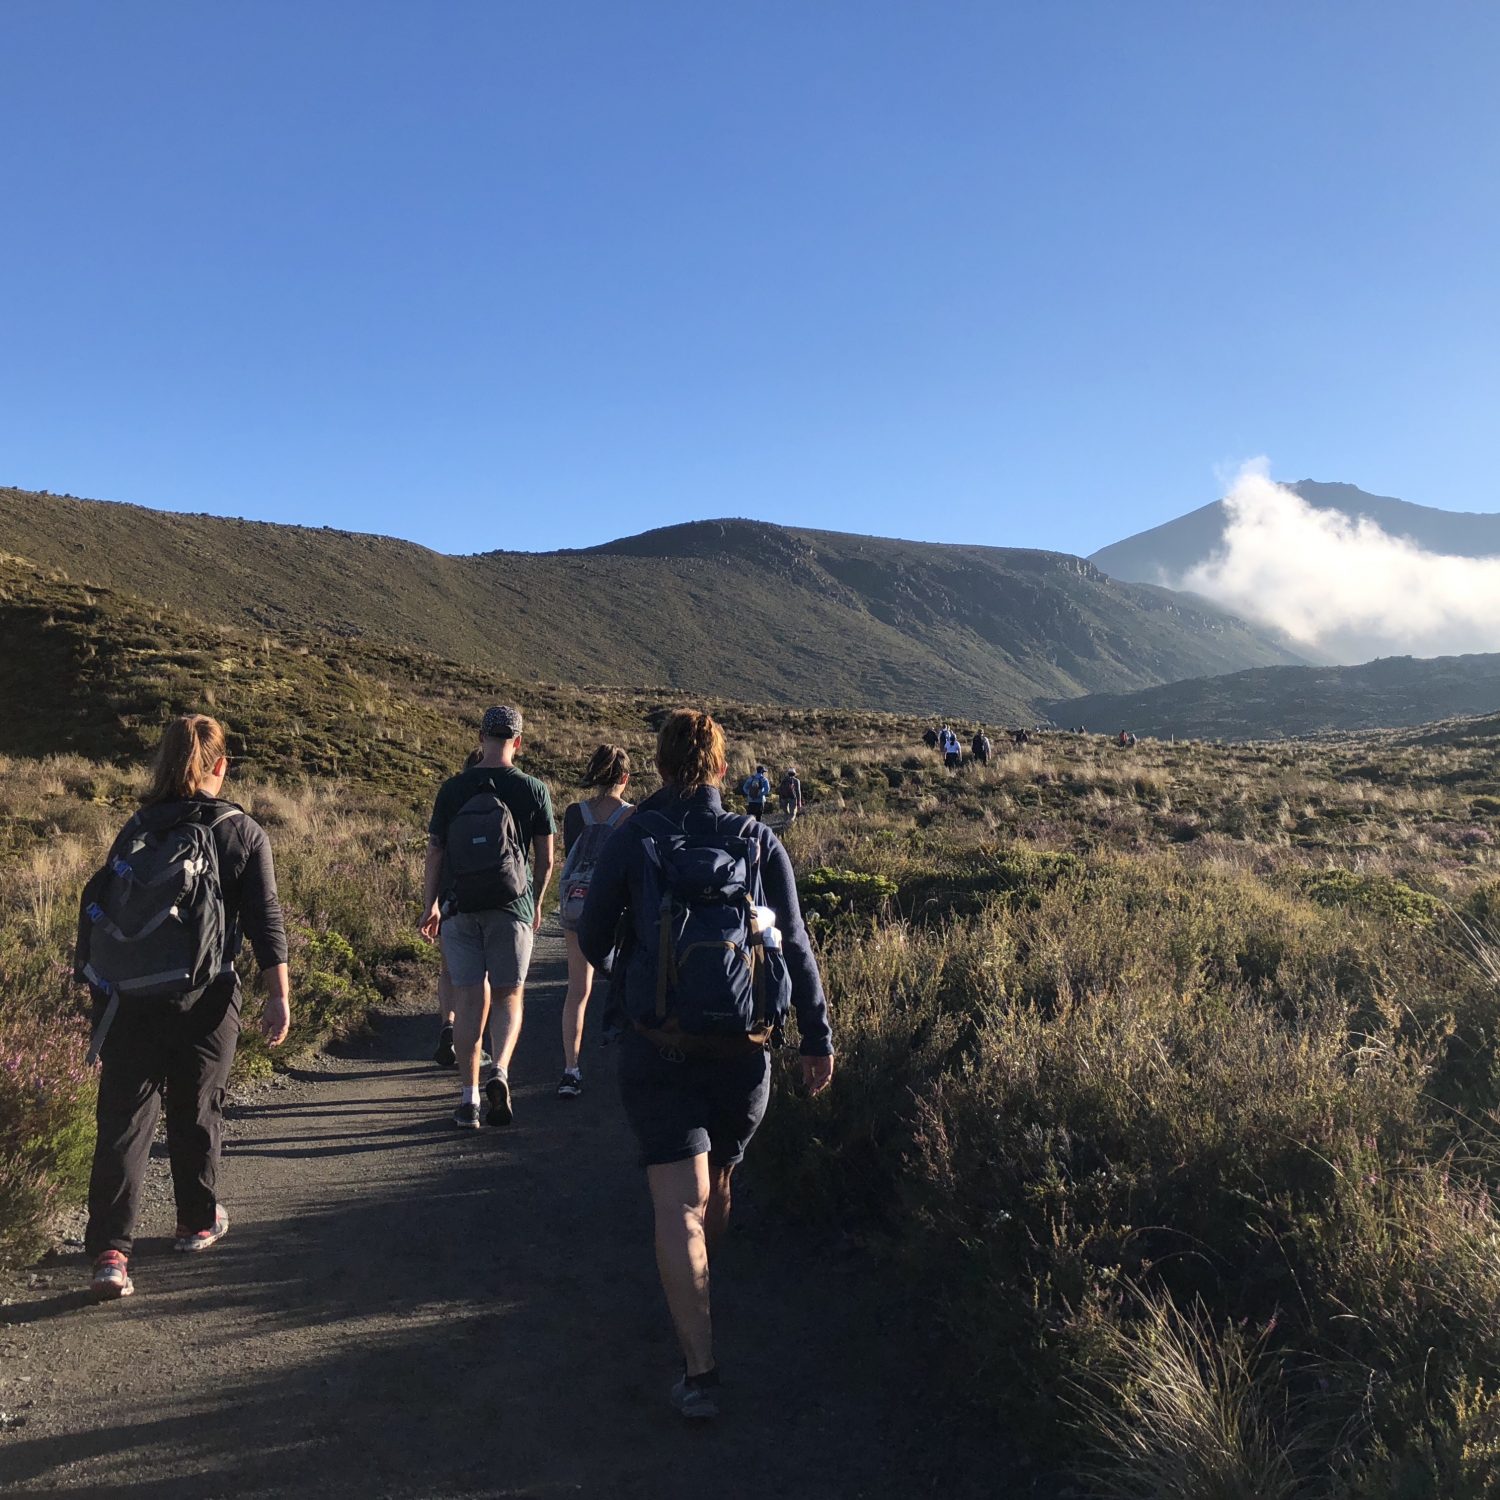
[75,714,291,1300]
[941,725,962,770]
[554,744,633,1099]
[1117,728,1136,749]
[741,764,771,821]
[922,726,939,752]
[434,749,496,1072]
[421,705,555,1130]
[972,728,992,765]
[778,766,803,825]
[1011,728,1030,747]
[577,709,834,1421]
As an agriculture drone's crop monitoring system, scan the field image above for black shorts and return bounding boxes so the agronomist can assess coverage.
[617,1029,772,1168]
[746,801,766,819]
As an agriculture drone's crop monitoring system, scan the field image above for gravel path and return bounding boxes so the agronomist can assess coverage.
[0,932,956,1499]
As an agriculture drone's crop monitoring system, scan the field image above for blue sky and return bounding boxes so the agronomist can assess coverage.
[2,2,1496,556]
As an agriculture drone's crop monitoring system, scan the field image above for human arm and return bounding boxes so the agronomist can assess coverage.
[530,833,555,933]
[577,826,633,970]
[420,839,445,941]
[236,821,293,1046]
[759,831,834,1060]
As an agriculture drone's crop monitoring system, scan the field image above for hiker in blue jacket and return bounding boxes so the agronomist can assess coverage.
[578,708,833,1421]
[740,764,771,821]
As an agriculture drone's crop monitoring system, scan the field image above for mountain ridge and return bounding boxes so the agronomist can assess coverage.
[1046,651,1500,741]
[0,486,1300,720]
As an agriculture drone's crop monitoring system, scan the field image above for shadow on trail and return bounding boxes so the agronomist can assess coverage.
[0,995,923,1499]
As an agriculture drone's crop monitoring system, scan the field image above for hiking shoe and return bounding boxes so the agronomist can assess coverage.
[670,1375,720,1421]
[480,1045,494,1070]
[433,1025,457,1068]
[89,1250,134,1300]
[454,1102,481,1130]
[556,1072,582,1099]
[174,1205,229,1253]
[485,1074,513,1127]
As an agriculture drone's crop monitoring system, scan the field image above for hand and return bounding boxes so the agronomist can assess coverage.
[419,902,442,942]
[261,991,291,1047]
[800,1054,834,1095]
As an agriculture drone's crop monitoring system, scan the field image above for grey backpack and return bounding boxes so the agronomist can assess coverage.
[445,781,529,913]
[558,802,629,925]
[80,802,240,1060]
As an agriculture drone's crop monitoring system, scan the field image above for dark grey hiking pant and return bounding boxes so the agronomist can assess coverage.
[84,980,242,1257]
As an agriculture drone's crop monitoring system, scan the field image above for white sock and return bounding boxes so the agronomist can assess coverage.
[462,1085,480,1106]
[564,1066,581,1079]
[492,1066,507,1083]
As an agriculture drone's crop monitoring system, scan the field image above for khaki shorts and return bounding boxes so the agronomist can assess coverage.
[440,910,534,989]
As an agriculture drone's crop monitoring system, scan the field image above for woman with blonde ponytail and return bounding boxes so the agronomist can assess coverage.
[75,713,290,1300]
[576,708,833,1420]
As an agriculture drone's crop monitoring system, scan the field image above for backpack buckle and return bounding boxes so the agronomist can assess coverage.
[86,902,105,923]
[110,858,133,878]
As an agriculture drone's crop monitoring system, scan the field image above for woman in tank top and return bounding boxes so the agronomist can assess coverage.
[554,744,632,1097]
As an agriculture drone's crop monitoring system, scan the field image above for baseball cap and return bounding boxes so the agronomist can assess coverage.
[481,705,524,740]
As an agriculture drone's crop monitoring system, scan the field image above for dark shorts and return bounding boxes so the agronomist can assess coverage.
[617,1030,772,1168]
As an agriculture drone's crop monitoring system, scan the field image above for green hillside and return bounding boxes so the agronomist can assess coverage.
[0,552,910,812]
[1047,651,1500,741]
[0,487,1300,719]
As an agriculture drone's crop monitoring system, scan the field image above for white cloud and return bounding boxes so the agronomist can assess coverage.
[1178,461,1500,664]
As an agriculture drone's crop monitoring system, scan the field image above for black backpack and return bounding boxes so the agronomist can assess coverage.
[444,779,529,913]
[80,802,240,1059]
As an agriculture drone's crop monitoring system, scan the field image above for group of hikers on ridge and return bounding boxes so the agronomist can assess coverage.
[72,706,833,1423]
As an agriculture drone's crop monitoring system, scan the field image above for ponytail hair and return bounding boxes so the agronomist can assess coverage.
[143,714,228,806]
[655,709,726,793]
[581,743,631,790]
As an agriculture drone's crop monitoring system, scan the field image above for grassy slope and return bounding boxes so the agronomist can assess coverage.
[1048,651,1500,740]
[10,561,1500,1494]
[0,488,1299,720]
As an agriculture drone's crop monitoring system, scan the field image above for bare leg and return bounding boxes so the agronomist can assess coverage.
[704,1158,735,1253]
[561,931,594,1072]
[452,981,490,1091]
[647,1155,714,1376]
[489,984,524,1076]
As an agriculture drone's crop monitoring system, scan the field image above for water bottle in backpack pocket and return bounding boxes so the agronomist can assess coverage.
[626,811,792,1037]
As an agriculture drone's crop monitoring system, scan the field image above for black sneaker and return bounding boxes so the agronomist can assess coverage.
[434,1025,457,1068]
[485,1074,513,1127]
[670,1374,720,1421]
[556,1072,582,1099]
[453,1102,481,1130]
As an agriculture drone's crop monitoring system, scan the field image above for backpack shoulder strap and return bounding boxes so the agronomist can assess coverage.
[580,801,597,828]
[604,803,629,829]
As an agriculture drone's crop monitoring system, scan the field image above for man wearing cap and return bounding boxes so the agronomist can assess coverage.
[421,706,556,1128]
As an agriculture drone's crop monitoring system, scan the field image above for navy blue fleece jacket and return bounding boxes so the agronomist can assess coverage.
[576,785,833,1057]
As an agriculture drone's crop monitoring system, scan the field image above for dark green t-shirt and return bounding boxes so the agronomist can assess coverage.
[428,764,556,923]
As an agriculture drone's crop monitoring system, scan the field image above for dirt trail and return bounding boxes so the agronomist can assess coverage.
[0,932,958,1499]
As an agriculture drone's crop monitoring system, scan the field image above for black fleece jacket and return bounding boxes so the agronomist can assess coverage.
[576,784,833,1057]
